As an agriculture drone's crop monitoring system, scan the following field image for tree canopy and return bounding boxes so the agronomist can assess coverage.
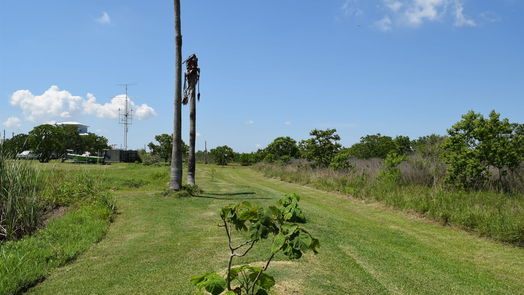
[148,134,188,162]
[210,145,235,165]
[264,136,299,163]
[299,129,341,167]
[442,110,524,190]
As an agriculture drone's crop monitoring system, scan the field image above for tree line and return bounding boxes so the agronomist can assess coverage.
[1,124,109,162]
[208,110,524,192]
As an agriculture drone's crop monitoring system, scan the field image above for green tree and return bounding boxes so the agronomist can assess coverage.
[148,134,187,163]
[264,136,299,163]
[210,145,235,165]
[393,135,412,155]
[60,125,82,154]
[80,133,109,155]
[239,153,256,166]
[299,129,341,167]
[329,149,353,170]
[442,110,524,190]
[28,124,63,162]
[412,134,446,159]
[2,134,29,156]
[149,134,173,163]
[347,134,396,159]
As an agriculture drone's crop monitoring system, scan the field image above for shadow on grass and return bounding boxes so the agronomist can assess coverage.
[198,191,271,200]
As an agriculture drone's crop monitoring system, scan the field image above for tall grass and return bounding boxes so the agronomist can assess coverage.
[255,163,524,246]
[0,197,113,294]
[0,152,42,241]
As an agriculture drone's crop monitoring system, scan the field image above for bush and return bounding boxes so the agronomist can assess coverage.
[377,152,406,184]
[141,152,164,166]
[42,172,104,208]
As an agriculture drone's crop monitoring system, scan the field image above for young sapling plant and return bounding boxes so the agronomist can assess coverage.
[191,194,319,295]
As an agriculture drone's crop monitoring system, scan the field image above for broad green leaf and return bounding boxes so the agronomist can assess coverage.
[190,273,226,295]
[256,273,275,289]
[190,273,210,286]
[202,274,226,295]
[271,232,286,253]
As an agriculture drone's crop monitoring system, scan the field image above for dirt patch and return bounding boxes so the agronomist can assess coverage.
[42,206,68,225]
[273,280,304,295]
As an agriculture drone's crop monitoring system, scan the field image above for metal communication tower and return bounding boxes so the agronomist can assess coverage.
[118,84,133,151]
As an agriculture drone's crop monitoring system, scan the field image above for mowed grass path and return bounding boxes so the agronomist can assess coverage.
[28,164,524,294]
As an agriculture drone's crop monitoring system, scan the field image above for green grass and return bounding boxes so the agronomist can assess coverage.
[0,161,116,295]
[255,163,524,246]
[22,163,524,295]
[0,199,113,295]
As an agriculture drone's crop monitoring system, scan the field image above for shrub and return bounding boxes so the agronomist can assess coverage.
[141,152,164,166]
[442,110,524,191]
[42,172,103,208]
[377,152,406,184]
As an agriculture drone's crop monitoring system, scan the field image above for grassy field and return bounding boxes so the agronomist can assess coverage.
[24,163,524,294]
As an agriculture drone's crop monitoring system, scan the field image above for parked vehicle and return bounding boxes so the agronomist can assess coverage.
[16,150,39,160]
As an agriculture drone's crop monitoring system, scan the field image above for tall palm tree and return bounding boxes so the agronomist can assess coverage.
[183,54,200,186]
[170,0,183,191]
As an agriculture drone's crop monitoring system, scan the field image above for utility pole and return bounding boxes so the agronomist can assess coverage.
[118,84,133,151]
[204,141,208,164]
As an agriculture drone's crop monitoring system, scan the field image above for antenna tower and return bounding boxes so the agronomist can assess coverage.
[118,84,133,151]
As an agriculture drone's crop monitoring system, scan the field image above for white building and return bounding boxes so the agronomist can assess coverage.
[56,121,89,135]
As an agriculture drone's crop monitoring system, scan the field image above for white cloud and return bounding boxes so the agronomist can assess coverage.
[10,86,82,122]
[375,16,393,31]
[134,104,157,120]
[284,121,292,126]
[196,132,201,137]
[342,0,364,17]
[454,2,476,27]
[379,0,476,29]
[403,0,447,26]
[96,12,111,24]
[245,120,255,125]
[479,11,501,23]
[83,93,156,120]
[385,0,404,12]
[2,117,22,128]
[10,85,156,123]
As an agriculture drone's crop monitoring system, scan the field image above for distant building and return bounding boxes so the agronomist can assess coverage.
[56,121,89,135]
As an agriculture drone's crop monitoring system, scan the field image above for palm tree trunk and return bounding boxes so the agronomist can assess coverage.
[170,0,183,191]
[187,90,196,186]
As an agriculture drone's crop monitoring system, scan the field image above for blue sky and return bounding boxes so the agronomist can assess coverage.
[1,0,523,152]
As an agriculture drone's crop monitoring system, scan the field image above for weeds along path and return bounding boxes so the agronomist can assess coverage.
[27,164,524,295]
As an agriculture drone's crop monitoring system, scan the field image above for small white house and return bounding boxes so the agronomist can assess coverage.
[56,121,89,135]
